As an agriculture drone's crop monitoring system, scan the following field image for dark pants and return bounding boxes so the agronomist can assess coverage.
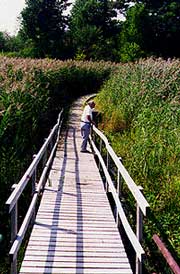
[80,123,90,151]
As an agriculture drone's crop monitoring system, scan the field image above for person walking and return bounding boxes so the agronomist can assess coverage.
[80,101,95,152]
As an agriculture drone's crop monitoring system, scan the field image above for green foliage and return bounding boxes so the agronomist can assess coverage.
[118,3,147,61]
[75,50,87,61]
[0,32,6,51]
[0,32,24,53]
[116,0,180,58]
[105,0,180,60]
[146,0,180,57]
[20,0,69,58]
[96,57,180,272]
[119,41,145,62]
[69,0,120,61]
[1,0,180,61]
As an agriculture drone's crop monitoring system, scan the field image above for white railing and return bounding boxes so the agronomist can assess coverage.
[6,110,63,274]
[89,125,150,274]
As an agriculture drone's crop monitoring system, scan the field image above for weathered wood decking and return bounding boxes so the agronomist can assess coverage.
[19,99,133,274]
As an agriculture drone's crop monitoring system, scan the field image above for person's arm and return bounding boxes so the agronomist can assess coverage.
[87,115,96,125]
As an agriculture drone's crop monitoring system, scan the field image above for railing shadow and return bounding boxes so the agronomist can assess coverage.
[41,129,68,273]
[73,127,84,272]
[37,126,84,273]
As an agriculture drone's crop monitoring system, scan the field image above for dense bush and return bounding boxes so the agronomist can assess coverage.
[96,57,180,272]
[0,56,114,272]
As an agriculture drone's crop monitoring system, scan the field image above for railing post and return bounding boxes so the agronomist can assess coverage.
[98,139,102,170]
[105,150,109,192]
[117,158,123,193]
[136,186,144,274]
[31,154,37,223]
[90,126,93,142]
[50,134,54,152]
[43,139,48,168]
[32,154,37,195]
[116,157,123,226]
[116,169,120,226]
[10,185,18,274]
[91,126,94,143]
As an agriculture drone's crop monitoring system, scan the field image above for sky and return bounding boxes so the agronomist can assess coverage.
[0,0,75,36]
[0,0,26,35]
[0,0,125,36]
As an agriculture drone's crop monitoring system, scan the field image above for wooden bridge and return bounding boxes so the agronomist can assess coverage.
[7,97,179,274]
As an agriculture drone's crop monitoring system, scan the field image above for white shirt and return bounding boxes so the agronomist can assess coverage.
[81,105,92,123]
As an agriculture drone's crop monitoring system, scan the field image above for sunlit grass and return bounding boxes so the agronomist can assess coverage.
[96,57,180,267]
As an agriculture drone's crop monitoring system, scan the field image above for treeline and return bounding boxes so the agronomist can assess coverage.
[0,0,180,61]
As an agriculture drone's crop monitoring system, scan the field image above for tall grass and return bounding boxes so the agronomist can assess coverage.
[0,56,115,272]
[96,57,180,272]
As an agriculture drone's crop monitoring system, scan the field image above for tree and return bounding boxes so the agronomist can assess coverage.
[0,32,22,53]
[69,0,120,61]
[118,3,148,61]
[20,0,69,58]
[116,0,180,58]
[145,1,180,57]
[0,32,6,51]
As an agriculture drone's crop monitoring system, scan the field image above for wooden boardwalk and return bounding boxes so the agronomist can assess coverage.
[19,99,133,274]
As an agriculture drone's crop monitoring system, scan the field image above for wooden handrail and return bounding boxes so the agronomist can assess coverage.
[6,110,63,213]
[90,137,145,260]
[9,193,38,261]
[153,234,180,274]
[6,109,63,274]
[93,126,150,215]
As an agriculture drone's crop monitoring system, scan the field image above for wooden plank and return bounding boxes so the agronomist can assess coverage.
[35,215,115,222]
[37,201,110,207]
[26,245,126,253]
[38,204,112,210]
[30,230,121,239]
[29,236,123,244]
[27,240,124,249]
[37,207,113,214]
[41,195,107,201]
[36,211,113,218]
[24,250,128,258]
[30,234,121,242]
[21,261,131,268]
[33,225,121,232]
[20,267,133,274]
[35,218,117,226]
[23,255,129,263]
[35,220,116,227]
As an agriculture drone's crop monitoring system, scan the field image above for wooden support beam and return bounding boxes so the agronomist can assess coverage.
[153,234,180,274]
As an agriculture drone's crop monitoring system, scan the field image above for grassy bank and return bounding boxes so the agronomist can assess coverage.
[96,57,180,273]
[0,57,115,272]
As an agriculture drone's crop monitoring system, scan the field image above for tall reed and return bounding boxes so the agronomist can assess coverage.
[0,56,114,273]
[96,57,180,272]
